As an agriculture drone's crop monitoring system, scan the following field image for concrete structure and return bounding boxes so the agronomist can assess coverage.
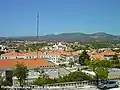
[0,50,79,64]
[0,59,69,86]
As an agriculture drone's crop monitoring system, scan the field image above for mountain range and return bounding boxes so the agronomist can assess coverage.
[2,32,120,43]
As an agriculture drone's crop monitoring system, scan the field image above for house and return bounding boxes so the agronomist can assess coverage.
[52,42,67,51]
[88,50,117,60]
[88,51,104,60]
[101,50,116,60]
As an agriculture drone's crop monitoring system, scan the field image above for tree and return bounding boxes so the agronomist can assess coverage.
[33,68,52,85]
[13,63,29,86]
[0,51,5,56]
[25,48,29,52]
[78,50,90,65]
[112,54,119,65]
[112,54,118,60]
[85,59,112,86]
[34,67,48,78]
[95,68,109,80]
[15,49,20,53]
[69,61,74,67]
[33,67,52,85]
[0,73,4,89]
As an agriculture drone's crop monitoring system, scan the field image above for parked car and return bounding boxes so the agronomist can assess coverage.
[98,80,119,89]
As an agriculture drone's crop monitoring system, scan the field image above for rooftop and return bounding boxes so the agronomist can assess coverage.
[0,59,50,67]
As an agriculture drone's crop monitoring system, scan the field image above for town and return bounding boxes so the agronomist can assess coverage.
[0,40,120,90]
[0,0,120,90]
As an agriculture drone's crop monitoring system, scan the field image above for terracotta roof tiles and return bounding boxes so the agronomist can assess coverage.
[0,59,50,67]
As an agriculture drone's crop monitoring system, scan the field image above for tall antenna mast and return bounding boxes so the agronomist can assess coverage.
[37,12,39,59]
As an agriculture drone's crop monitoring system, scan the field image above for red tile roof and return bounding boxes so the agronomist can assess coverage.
[2,52,25,56]
[0,59,50,67]
[101,50,116,56]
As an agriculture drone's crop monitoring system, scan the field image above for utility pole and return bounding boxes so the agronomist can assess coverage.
[37,12,39,59]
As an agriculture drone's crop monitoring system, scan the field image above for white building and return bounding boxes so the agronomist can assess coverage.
[0,45,7,52]
[0,51,61,64]
[0,59,59,86]
[0,59,70,86]
[52,42,67,51]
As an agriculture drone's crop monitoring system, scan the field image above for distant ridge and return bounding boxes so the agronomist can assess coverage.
[1,32,120,43]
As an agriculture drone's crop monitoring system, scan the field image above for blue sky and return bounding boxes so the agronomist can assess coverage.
[0,0,120,36]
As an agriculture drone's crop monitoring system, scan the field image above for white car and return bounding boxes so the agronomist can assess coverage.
[98,80,119,89]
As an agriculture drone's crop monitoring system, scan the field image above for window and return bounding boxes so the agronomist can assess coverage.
[109,81,116,84]
[5,57,7,59]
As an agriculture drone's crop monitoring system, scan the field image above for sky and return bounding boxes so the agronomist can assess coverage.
[0,0,120,37]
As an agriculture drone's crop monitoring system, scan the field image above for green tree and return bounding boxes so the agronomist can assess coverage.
[79,50,90,65]
[15,49,20,52]
[0,73,4,88]
[85,59,112,80]
[33,70,94,85]
[25,48,29,52]
[95,68,109,80]
[0,51,5,56]
[33,68,54,85]
[13,63,29,86]
[34,68,48,78]
[112,54,119,65]
[112,54,118,60]
[69,61,74,67]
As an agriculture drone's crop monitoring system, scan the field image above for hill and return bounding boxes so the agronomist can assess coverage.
[1,32,120,43]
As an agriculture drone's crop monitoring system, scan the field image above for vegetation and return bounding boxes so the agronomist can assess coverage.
[0,73,4,88]
[0,51,5,55]
[15,49,20,52]
[17,43,48,52]
[59,64,67,67]
[111,54,120,68]
[91,42,114,49]
[85,59,112,80]
[13,63,29,86]
[112,49,120,53]
[0,73,12,89]
[70,45,90,51]
[33,70,94,85]
[69,61,74,67]
[78,50,90,65]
